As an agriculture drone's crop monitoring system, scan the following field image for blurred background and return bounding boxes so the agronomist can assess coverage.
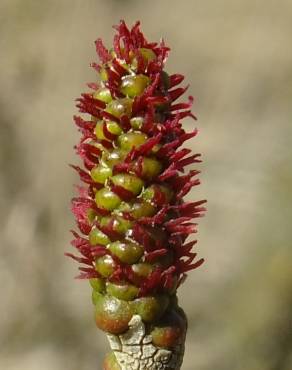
[1,1,291,369]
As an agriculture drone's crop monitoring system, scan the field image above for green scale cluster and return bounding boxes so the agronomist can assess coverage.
[69,21,208,369]
[83,48,186,348]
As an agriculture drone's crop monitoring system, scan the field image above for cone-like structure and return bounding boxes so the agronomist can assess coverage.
[67,21,206,370]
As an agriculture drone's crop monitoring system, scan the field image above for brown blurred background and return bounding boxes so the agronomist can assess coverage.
[1,1,291,369]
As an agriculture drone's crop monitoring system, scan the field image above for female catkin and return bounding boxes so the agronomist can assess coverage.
[67,20,206,370]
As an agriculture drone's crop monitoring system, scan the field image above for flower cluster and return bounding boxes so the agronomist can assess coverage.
[67,20,206,348]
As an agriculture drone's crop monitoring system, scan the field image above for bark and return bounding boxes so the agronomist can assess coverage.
[106,315,185,370]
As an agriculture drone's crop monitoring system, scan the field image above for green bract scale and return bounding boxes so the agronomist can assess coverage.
[117,132,148,151]
[119,200,157,219]
[106,282,139,301]
[99,216,132,235]
[102,149,126,167]
[109,240,144,264]
[95,255,116,277]
[68,20,206,370]
[89,227,110,246]
[120,74,150,98]
[105,98,133,118]
[91,165,112,184]
[111,173,144,195]
[95,188,122,211]
[93,87,112,103]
